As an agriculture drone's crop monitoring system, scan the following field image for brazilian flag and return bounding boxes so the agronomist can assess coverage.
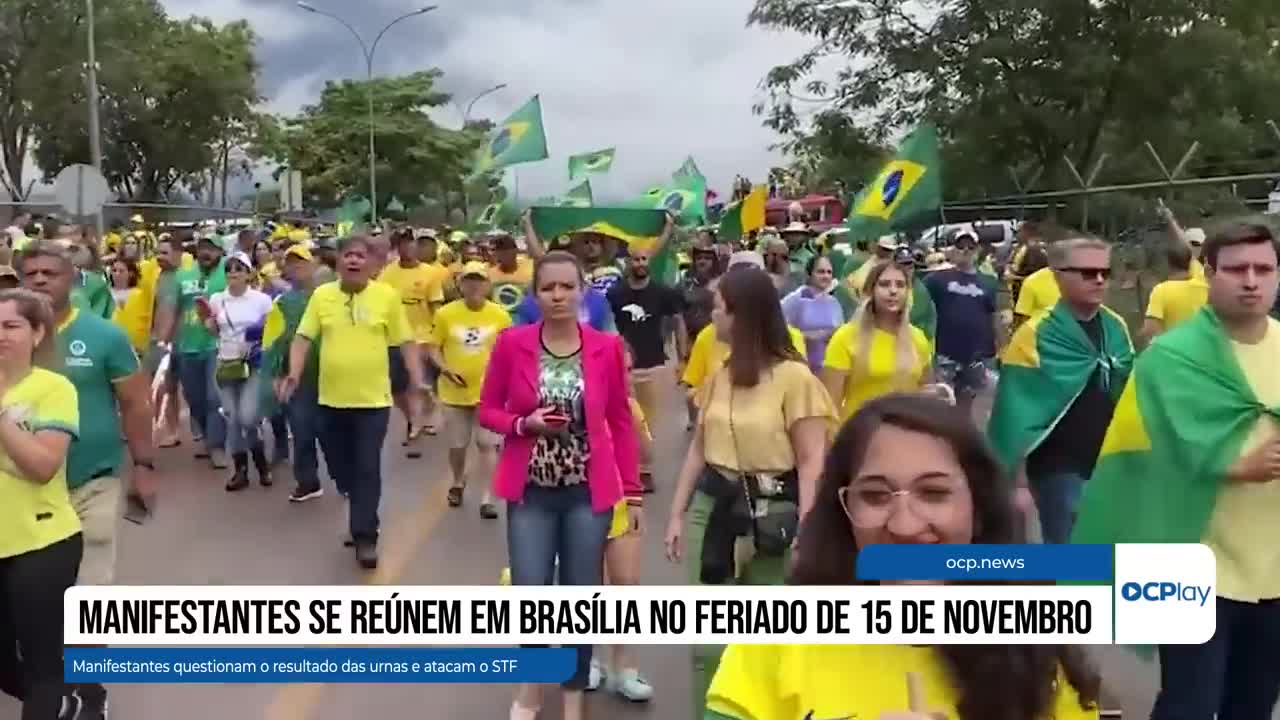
[568,148,615,180]
[847,124,942,238]
[988,302,1134,474]
[1074,308,1276,546]
[556,180,593,208]
[472,95,549,175]
[530,206,677,284]
[632,173,705,225]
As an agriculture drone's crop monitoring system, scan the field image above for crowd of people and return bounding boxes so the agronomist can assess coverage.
[0,198,1272,720]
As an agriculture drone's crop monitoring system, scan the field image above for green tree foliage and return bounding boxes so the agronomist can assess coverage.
[749,0,1280,207]
[279,70,477,210]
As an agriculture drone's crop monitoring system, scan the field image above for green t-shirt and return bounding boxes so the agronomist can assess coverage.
[174,261,227,354]
[71,269,113,320]
[57,308,140,488]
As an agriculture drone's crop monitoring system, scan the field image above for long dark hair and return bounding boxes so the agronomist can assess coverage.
[717,267,802,386]
[790,393,1099,720]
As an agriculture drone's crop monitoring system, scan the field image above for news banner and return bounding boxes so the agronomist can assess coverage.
[64,544,1216,685]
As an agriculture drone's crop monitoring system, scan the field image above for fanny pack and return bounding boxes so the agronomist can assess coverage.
[214,304,250,385]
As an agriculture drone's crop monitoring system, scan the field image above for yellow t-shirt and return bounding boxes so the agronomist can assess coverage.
[682,324,808,392]
[823,323,932,422]
[489,256,535,312]
[707,644,1098,720]
[112,288,153,352]
[1014,266,1060,319]
[0,368,81,559]
[428,300,511,407]
[1203,317,1280,602]
[297,281,413,409]
[378,262,447,342]
[1190,257,1205,282]
[1145,278,1209,331]
[610,398,653,540]
[699,359,834,474]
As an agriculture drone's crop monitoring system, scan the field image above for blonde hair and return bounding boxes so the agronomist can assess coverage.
[852,262,918,381]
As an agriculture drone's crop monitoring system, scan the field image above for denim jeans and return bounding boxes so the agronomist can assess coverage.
[1027,469,1086,544]
[318,406,389,544]
[216,373,262,454]
[287,382,325,493]
[269,412,290,459]
[506,484,611,690]
[0,533,83,720]
[1153,597,1280,720]
[177,352,226,449]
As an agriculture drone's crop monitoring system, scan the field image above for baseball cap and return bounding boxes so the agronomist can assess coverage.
[226,250,254,270]
[728,251,766,270]
[460,261,489,279]
[893,246,916,266]
[1185,228,1206,246]
[284,244,314,262]
[197,234,223,249]
[877,236,899,251]
[782,221,811,235]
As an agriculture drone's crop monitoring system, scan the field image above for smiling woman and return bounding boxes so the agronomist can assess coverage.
[704,393,1101,720]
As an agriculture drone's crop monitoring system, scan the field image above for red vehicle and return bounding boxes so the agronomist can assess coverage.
[764,194,845,232]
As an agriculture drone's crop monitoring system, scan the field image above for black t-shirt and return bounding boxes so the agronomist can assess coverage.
[925,269,998,362]
[1026,314,1117,479]
[682,274,716,338]
[608,281,684,369]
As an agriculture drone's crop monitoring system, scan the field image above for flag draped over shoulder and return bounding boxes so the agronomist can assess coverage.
[1073,308,1277,545]
[847,124,942,238]
[987,303,1134,472]
[718,186,767,241]
[568,148,615,180]
[473,95,549,175]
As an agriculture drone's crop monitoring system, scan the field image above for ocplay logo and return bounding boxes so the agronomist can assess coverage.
[1120,581,1213,607]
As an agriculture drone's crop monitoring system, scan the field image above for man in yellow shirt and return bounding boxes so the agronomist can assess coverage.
[1141,242,1209,345]
[1013,265,1060,326]
[487,232,534,312]
[379,229,445,456]
[426,262,511,520]
[282,235,421,570]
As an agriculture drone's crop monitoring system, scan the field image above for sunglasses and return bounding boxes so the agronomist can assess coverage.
[1061,267,1111,281]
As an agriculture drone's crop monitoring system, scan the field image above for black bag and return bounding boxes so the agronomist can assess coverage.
[721,374,801,558]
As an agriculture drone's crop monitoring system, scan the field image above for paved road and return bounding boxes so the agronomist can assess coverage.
[0,375,1255,720]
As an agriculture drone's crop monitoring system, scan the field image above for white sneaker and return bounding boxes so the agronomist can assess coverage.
[586,658,603,691]
[608,668,653,703]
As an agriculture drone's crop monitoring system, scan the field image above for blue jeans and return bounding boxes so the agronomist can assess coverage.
[1027,469,1086,544]
[318,406,389,544]
[217,373,262,454]
[507,484,611,690]
[1154,597,1280,720]
[269,412,290,459]
[287,382,324,493]
[176,352,225,450]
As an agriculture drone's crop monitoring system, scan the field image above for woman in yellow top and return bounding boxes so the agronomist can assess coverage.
[823,262,932,423]
[109,257,152,353]
[664,267,833,717]
[0,289,83,720]
[706,393,1101,720]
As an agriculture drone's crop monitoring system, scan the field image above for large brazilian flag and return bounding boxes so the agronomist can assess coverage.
[529,206,677,284]
[1073,308,1276,545]
[847,124,942,238]
[988,302,1134,473]
[568,148,615,180]
[473,95,549,175]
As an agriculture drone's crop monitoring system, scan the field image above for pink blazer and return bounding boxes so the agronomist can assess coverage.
[478,322,641,512]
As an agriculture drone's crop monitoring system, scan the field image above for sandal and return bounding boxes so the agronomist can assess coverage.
[447,486,464,507]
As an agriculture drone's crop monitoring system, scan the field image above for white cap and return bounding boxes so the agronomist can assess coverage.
[1185,228,1206,246]
[226,250,254,270]
[728,251,765,270]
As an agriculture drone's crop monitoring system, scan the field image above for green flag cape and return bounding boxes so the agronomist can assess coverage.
[1073,307,1277,545]
[846,123,942,239]
[473,95,549,175]
[988,302,1134,472]
[568,148,615,180]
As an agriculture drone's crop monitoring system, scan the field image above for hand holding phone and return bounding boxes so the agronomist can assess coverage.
[525,406,569,435]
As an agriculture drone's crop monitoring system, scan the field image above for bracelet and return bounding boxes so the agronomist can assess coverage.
[513,417,525,437]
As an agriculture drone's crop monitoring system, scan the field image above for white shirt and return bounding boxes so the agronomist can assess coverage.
[209,288,272,359]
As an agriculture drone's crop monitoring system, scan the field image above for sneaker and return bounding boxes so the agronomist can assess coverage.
[479,502,498,520]
[586,659,604,692]
[607,668,653,703]
[289,487,323,503]
[354,541,378,570]
[209,449,229,469]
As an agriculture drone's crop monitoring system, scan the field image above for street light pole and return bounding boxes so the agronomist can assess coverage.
[85,0,104,239]
[459,84,506,220]
[296,2,437,227]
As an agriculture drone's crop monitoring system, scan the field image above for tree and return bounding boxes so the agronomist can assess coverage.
[749,0,1280,206]
[279,70,477,210]
[32,13,261,201]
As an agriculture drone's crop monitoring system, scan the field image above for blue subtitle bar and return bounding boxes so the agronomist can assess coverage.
[856,544,1113,582]
[65,647,575,684]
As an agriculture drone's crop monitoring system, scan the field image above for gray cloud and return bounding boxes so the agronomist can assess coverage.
[162,0,814,200]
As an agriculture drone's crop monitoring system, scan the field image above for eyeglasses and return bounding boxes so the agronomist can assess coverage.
[838,483,960,529]
[1060,267,1111,281]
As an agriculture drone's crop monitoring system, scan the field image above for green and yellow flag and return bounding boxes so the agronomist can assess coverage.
[473,95,549,175]
[556,180,594,208]
[530,206,676,283]
[568,148,615,180]
[1073,308,1277,545]
[633,173,706,225]
[987,302,1134,473]
[718,185,767,241]
[847,124,941,238]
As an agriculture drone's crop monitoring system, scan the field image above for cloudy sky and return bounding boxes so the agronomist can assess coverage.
[155,0,823,201]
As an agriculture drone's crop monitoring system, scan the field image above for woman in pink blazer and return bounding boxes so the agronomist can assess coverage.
[478,250,642,720]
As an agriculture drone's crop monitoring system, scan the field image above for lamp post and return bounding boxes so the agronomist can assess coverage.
[85,0,104,240]
[296,2,437,225]
[458,84,506,220]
